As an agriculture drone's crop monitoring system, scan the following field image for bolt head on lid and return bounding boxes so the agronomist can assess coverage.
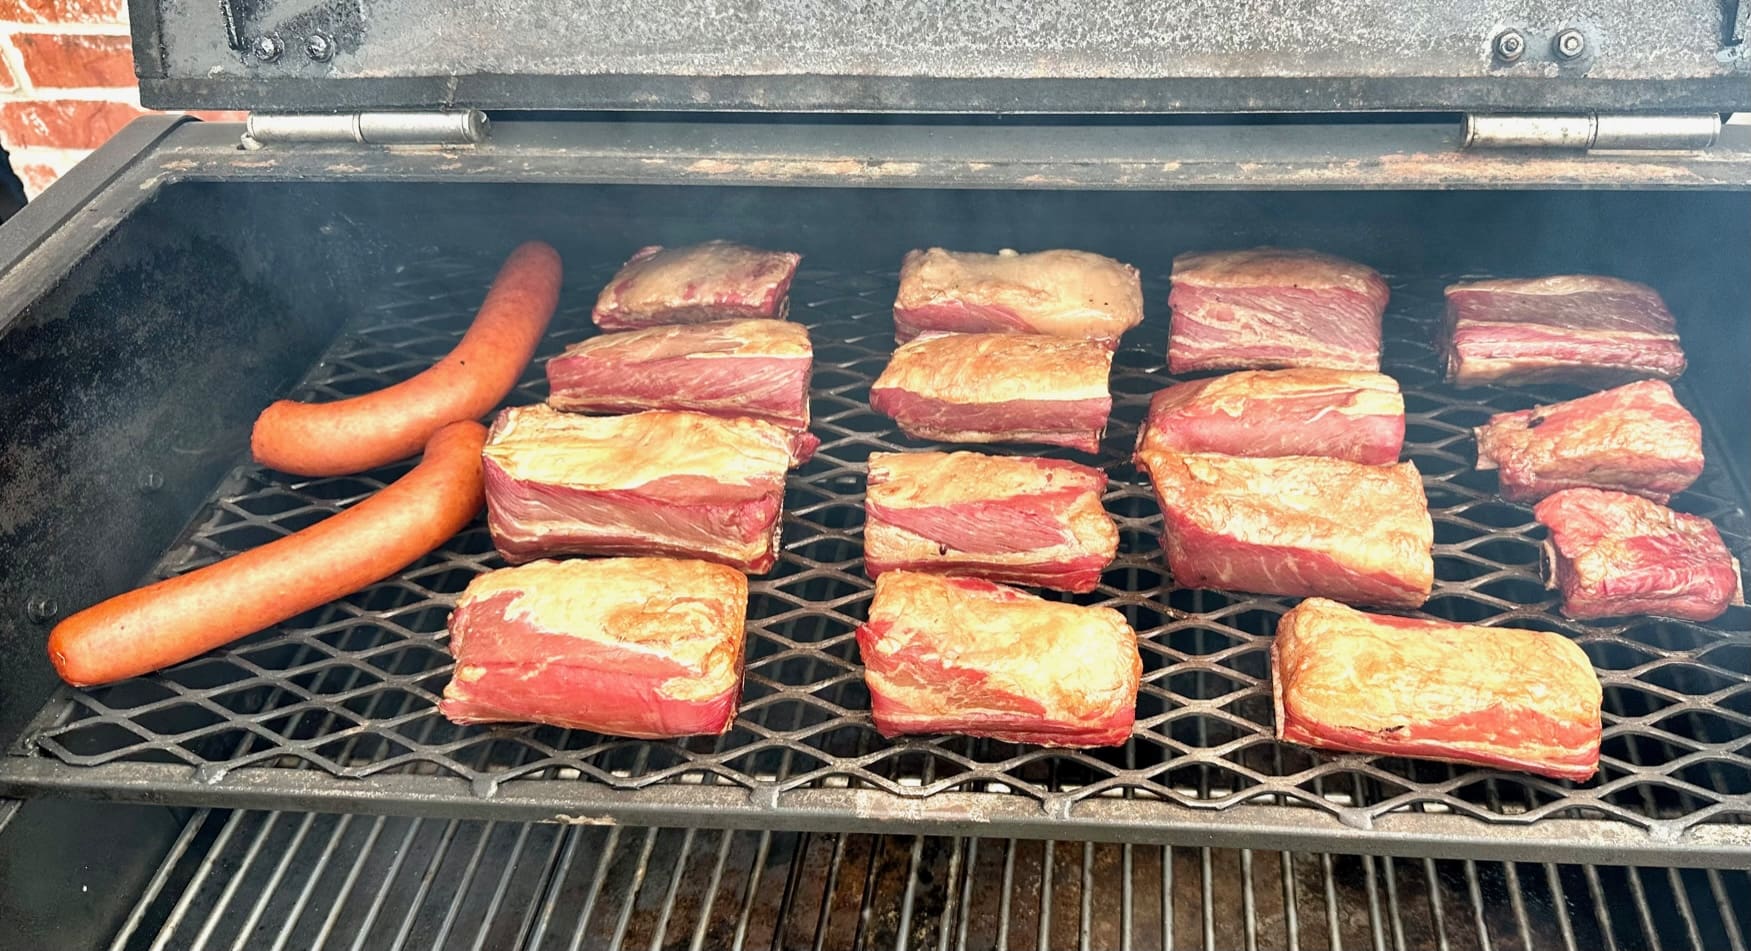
[1493,29,1525,62]
[252,34,283,63]
[1554,28,1586,60]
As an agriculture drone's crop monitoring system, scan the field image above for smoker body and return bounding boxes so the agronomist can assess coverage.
[1,13,1750,940]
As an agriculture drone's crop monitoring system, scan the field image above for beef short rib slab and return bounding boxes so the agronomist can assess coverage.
[864,450,1117,592]
[482,405,807,571]
[440,558,748,737]
[592,241,802,330]
[857,572,1140,747]
[1167,248,1389,373]
[1535,488,1742,622]
[546,318,813,431]
[1474,380,1703,504]
[869,333,1114,453]
[1443,275,1687,387]
[1272,598,1602,781]
[892,247,1144,345]
[1135,368,1404,465]
[1138,450,1433,608]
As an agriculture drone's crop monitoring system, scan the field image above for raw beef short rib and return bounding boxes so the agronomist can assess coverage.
[892,247,1144,345]
[857,571,1140,747]
[1138,450,1434,608]
[440,558,748,737]
[1444,275,1686,387]
[1167,248,1389,373]
[869,333,1114,453]
[1272,598,1602,781]
[864,450,1118,592]
[547,318,814,431]
[482,406,808,572]
[1535,488,1743,622]
[1135,368,1404,465]
[593,241,801,330]
[1474,380,1703,504]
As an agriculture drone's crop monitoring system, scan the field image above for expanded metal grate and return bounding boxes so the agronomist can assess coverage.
[5,252,1750,864]
[112,808,1751,951]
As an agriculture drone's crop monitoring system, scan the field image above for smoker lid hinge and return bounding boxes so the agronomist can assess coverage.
[1461,113,1721,151]
[240,110,490,150]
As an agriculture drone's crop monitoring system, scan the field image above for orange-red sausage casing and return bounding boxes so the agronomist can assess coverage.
[251,241,561,477]
[48,421,488,687]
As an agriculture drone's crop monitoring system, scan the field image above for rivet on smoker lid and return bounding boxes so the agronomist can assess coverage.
[138,470,164,492]
[252,35,283,63]
[1492,30,1525,62]
[26,597,58,624]
[1553,28,1586,60]
[305,32,335,62]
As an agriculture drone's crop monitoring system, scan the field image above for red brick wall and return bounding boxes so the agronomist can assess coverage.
[0,0,242,196]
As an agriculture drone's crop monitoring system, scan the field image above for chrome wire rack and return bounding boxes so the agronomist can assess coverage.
[5,251,1748,865]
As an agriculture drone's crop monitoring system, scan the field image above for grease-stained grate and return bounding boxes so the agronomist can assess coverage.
[6,253,1751,864]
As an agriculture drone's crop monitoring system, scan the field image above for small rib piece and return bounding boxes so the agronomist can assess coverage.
[1135,368,1404,465]
[593,241,801,330]
[1167,248,1389,373]
[1535,488,1742,622]
[893,247,1144,345]
[1444,275,1686,387]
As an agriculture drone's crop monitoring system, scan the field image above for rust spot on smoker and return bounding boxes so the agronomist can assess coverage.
[325,163,368,174]
[1376,152,1705,186]
[549,813,618,825]
[685,158,922,180]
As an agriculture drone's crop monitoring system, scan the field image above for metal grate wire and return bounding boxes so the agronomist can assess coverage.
[6,251,1751,861]
[110,807,1751,951]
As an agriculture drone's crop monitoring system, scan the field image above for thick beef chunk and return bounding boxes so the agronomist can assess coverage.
[1273,598,1602,781]
[440,558,747,737]
[547,318,814,433]
[864,451,1117,592]
[482,406,807,572]
[1536,488,1741,622]
[1444,275,1686,387]
[857,572,1140,747]
[1475,380,1702,504]
[870,333,1113,453]
[1168,248,1389,373]
[1136,368,1404,465]
[592,241,801,330]
[893,247,1143,345]
[1139,450,1433,608]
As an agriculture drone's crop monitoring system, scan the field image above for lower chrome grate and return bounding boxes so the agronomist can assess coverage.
[6,249,1749,863]
[112,807,1751,951]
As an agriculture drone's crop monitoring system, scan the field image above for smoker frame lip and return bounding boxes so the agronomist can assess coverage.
[1,757,1747,868]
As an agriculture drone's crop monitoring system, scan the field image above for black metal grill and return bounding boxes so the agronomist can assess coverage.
[5,252,1749,864]
[112,808,1751,951]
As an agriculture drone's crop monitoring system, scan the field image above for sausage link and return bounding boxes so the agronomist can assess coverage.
[252,241,561,476]
[49,420,488,686]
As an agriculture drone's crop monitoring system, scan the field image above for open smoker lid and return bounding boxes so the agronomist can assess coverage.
[137,0,1751,114]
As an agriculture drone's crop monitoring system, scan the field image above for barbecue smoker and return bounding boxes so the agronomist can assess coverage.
[0,1,1749,948]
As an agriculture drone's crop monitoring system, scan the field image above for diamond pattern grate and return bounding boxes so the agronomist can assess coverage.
[8,253,1751,857]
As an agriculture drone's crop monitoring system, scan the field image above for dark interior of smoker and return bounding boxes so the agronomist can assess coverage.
[1,182,1748,948]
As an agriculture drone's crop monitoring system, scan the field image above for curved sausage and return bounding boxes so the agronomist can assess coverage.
[252,241,561,476]
[49,420,489,687]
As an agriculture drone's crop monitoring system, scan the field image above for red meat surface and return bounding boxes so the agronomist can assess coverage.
[1444,275,1686,387]
[547,318,814,432]
[892,247,1144,345]
[864,451,1117,592]
[440,558,748,737]
[1135,368,1404,465]
[592,241,801,330]
[1474,380,1703,504]
[1272,598,1602,781]
[1167,248,1389,373]
[869,333,1114,453]
[482,406,808,572]
[1138,450,1434,608]
[1535,488,1742,622]
[856,572,1140,747]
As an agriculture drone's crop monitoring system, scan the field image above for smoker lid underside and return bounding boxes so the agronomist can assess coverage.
[2,249,1746,868]
[132,0,1751,113]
